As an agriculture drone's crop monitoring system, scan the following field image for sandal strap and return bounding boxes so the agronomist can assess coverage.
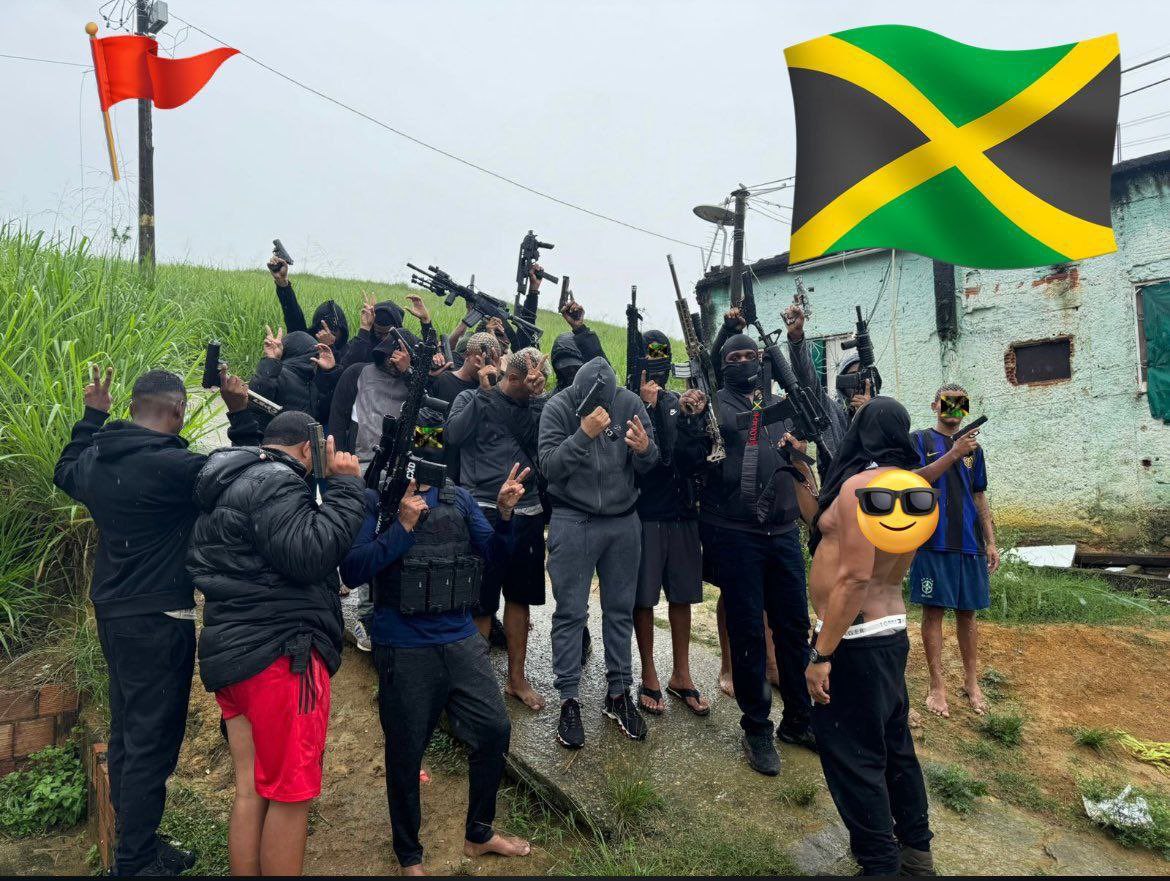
[639,686,664,700]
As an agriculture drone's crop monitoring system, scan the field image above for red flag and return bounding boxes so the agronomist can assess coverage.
[89,35,237,110]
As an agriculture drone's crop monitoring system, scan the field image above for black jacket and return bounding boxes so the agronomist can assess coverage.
[187,447,366,691]
[636,389,709,521]
[53,405,262,619]
[249,331,336,428]
[274,281,351,364]
[698,386,800,535]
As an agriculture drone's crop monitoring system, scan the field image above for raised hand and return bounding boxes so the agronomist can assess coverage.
[561,300,585,330]
[218,366,250,413]
[263,325,284,360]
[360,293,376,331]
[268,256,289,287]
[524,353,549,397]
[315,320,337,348]
[724,307,746,331]
[581,406,611,439]
[404,294,431,324]
[528,263,544,291]
[624,414,650,453]
[84,364,114,413]
[479,363,500,391]
[784,303,806,338]
[639,369,660,407]
[398,479,429,531]
[311,342,335,372]
[325,434,361,478]
[496,462,532,516]
[679,388,707,415]
[850,378,872,412]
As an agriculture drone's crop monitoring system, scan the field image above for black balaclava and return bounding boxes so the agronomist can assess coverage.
[372,328,419,376]
[312,299,349,351]
[809,396,919,554]
[720,333,760,394]
[373,300,405,340]
[280,331,318,380]
[551,331,584,388]
[642,329,672,385]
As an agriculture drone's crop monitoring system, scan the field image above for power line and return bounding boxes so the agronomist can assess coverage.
[0,52,90,69]
[747,204,790,226]
[1122,53,1170,74]
[1121,76,1170,98]
[1120,108,1170,128]
[169,13,703,251]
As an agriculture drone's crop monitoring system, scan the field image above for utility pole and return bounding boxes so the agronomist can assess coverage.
[136,0,156,277]
[728,188,749,307]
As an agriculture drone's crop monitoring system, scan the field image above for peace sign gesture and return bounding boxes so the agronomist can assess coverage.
[496,462,532,516]
[84,364,114,413]
[263,325,284,360]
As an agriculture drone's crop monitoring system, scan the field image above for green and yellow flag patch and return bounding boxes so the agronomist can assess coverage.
[784,25,1120,268]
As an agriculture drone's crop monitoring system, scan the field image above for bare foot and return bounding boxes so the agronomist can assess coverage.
[505,681,546,712]
[401,864,426,876]
[908,707,924,728]
[962,684,989,715]
[719,670,735,698]
[464,833,531,859]
[925,688,950,718]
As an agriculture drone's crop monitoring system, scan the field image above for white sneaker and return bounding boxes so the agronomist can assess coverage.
[342,605,372,652]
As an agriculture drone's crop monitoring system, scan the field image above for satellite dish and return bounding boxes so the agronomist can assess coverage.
[693,204,736,226]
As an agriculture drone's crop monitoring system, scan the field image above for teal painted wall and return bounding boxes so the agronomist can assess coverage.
[702,161,1170,548]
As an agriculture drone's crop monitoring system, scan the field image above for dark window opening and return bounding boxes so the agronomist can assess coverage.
[1136,287,1149,385]
[1006,337,1072,385]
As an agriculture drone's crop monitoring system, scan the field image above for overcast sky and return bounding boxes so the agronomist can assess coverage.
[3,0,1170,329]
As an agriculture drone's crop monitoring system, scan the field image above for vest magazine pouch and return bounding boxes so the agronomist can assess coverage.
[427,563,455,615]
[453,555,483,611]
[399,558,430,615]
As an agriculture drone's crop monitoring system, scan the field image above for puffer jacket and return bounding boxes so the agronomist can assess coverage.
[187,446,366,691]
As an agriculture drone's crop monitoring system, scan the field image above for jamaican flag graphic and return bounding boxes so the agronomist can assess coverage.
[785,26,1120,268]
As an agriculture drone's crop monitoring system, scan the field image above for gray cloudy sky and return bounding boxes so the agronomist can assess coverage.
[4,0,1170,329]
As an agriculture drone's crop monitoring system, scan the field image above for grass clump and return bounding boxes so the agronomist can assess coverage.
[158,784,229,876]
[776,775,818,808]
[1079,777,1170,859]
[957,737,1002,762]
[986,560,1160,625]
[992,769,1059,814]
[980,711,1024,747]
[1072,726,1119,752]
[925,762,988,815]
[978,667,1009,700]
[604,772,665,833]
[0,744,86,837]
[424,728,466,776]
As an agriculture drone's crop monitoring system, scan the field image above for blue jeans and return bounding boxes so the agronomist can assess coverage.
[700,523,811,736]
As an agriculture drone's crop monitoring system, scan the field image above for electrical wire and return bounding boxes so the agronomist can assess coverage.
[0,53,90,69]
[1121,76,1170,98]
[747,204,790,226]
[169,13,703,251]
[1122,52,1170,74]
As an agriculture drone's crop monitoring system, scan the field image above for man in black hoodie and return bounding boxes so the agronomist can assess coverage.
[340,294,406,370]
[268,255,351,365]
[187,411,366,876]
[53,364,256,876]
[698,334,815,777]
[249,326,336,430]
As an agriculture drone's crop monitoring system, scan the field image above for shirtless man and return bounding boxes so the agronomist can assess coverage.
[805,398,936,877]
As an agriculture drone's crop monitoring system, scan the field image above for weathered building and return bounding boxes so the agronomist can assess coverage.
[696,151,1170,547]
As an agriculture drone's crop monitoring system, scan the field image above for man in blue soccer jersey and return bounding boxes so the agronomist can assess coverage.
[911,384,1000,718]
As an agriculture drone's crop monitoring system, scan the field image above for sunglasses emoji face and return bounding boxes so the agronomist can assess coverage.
[854,469,939,554]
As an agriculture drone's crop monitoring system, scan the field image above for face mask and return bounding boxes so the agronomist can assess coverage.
[724,361,760,392]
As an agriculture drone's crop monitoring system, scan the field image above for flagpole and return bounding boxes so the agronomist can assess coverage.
[85,22,121,182]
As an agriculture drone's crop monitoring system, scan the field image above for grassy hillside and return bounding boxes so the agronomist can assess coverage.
[0,230,639,648]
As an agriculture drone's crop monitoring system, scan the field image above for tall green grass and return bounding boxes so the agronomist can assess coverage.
[0,228,640,649]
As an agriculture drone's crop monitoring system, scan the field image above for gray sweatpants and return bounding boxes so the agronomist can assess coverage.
[547,508,642,700]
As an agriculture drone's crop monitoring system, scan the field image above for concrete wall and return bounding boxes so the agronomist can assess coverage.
[700,157,1170,547]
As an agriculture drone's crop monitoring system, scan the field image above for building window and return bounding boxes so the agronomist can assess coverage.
[810,334,854,399]
[1005,337,1073,385]
[1136,286,1149,389]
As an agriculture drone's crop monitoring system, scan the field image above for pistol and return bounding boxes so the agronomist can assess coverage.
[202,341,222,389]
[271,238,293,267]
[952,415,987,441]
[558,275,573,312]
[575,376,609,420]
[308,420,327,479]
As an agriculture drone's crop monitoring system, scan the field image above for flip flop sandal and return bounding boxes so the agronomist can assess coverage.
[666,685,711,717]
[638,685,665,716]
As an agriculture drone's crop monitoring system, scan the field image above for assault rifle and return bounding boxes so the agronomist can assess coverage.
[408,262,543,345]
[625,285,645,394]
[839,305,878,398]
[201,341,282,415]
[364,330,451,532]
[515,230,558,313]
[667,254,725,463]
[733,271,833,462]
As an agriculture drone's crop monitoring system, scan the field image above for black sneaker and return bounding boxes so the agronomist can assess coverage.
[777,724,818,753]
[132,858,170,876]
[603,690,647,741]
[157,836,197,874]
[557,698,585,749]
[581,626,593,667]
[743,733,781,776]
[489,615,508,649]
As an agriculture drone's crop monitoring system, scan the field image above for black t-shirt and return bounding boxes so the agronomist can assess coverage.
[429,370,478,405]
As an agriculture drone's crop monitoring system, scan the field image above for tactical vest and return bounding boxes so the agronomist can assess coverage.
[373,482,483,614]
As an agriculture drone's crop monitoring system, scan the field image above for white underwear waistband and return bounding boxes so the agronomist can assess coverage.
[814,614,908,640]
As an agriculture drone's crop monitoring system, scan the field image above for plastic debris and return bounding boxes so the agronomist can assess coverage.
[1004,545,1076,567]
[1083,784,1153,829]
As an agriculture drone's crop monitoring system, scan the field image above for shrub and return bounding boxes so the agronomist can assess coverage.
[981,711,1024,747]
[985,559,1159,625]
[0,745,86,837]
[1072,726,1118,751]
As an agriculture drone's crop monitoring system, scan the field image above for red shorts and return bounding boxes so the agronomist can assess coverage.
[215,651,330,802]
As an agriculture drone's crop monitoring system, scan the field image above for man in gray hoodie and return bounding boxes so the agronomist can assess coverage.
[538,357,658,748]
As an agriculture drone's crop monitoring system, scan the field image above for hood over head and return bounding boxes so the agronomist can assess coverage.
[312,300,349,350]
[92,421,189,462]
[374,300,405,330]
[565,356,618,408]
[720,332,758,363]
[836,351,883,395]
[551,332,583,372]
[642,329,672,381]
[372,327,420,370]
